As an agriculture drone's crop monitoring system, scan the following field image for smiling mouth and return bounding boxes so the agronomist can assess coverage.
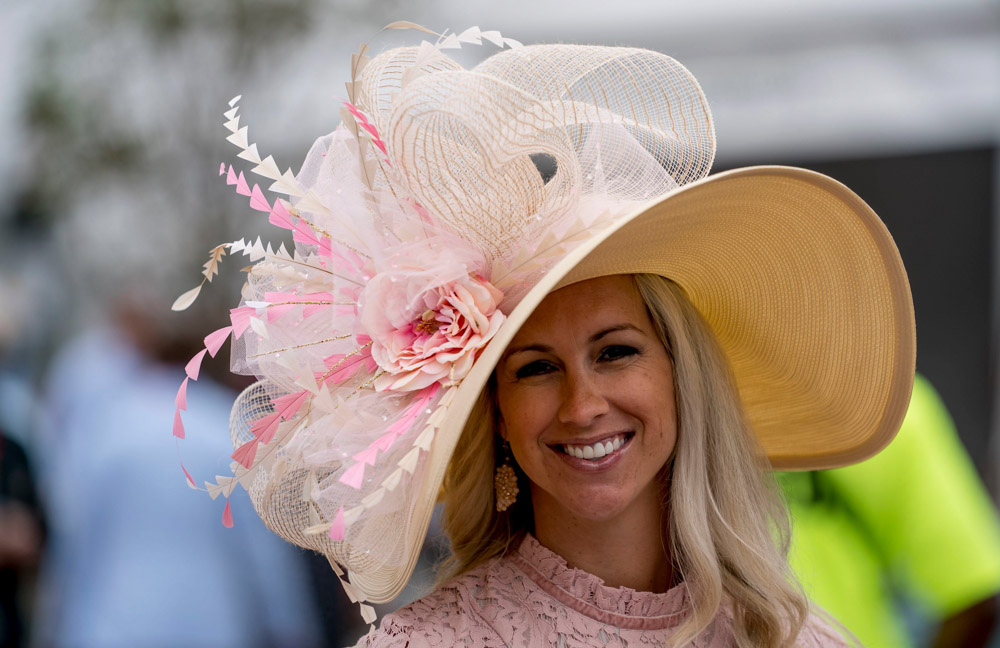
[558,433,632,460]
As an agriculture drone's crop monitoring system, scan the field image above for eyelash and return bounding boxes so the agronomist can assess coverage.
[599,345,639,362]
[513,345,640,379]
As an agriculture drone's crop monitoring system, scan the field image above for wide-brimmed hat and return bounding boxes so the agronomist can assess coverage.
[171,24,914,619]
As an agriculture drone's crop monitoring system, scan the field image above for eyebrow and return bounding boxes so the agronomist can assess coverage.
[503,323,643,359]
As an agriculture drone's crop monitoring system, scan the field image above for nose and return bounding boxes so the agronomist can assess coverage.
[558,369,610,427]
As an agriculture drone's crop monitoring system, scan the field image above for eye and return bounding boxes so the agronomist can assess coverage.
[598,345,639,362]
[514,360,557,379]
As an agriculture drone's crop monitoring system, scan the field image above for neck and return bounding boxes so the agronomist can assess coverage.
[530,483,672,593]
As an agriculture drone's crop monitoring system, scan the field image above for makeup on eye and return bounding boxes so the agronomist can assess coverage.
[515,360,558,379]
[597,344,640,363]
[510,343,643,380]
[503,324,644,359]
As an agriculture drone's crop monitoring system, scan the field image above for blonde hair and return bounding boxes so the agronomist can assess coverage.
[440,273,810,647]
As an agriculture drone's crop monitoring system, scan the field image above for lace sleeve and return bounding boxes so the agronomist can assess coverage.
[350,614,413,648]
[350,579,506,648]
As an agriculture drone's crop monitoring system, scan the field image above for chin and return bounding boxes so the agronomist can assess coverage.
[542,487,647,524]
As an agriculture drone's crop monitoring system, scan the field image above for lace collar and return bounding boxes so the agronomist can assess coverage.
[507,534,691,630]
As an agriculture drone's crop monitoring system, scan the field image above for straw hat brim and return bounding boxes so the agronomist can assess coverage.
[352,165,915,602]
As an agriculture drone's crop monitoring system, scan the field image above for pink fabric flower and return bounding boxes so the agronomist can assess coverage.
[359,266,505,392]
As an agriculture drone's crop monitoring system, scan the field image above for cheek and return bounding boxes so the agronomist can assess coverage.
[497,385,556,453]
[496,385,528,444]
[629,366,677,439]
[499,392,532,435]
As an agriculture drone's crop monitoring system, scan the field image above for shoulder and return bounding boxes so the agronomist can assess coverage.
[794,613,850,647]
[354,563,507,648]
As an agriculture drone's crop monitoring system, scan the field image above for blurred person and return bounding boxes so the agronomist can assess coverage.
[0,429,45,648]
[0,274,37,449]
[33,294,323,648]
[0,270,46,648]
[780,373,1000,647]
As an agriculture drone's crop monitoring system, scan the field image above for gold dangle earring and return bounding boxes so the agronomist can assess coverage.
[494,440,519,512]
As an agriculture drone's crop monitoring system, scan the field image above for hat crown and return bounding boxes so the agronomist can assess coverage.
[351,43,715,264]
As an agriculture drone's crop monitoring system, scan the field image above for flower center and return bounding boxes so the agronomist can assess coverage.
[414,310,441,335]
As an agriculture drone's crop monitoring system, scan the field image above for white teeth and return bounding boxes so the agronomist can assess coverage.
[562,435,626,460]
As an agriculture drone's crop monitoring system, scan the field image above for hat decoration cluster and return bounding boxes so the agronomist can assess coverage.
[172,23,714,618]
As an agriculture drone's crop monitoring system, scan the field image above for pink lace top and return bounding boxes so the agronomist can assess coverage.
[355,535,846,647]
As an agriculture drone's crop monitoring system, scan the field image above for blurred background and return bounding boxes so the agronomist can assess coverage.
[0,0,997,646]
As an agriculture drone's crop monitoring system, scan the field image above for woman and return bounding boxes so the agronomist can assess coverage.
[396,273,824,646]
[172,24,913,648]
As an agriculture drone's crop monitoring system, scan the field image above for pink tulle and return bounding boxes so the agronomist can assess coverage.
[339,462,367,489]
[230,307,256,339]
[353,446,379,466]
[318,351,374,386]
[266,303,296,323]
[338,384,440,491]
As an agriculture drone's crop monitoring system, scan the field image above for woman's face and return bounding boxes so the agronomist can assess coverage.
[496,275,677,524]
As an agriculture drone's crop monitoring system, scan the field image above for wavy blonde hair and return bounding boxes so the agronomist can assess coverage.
[439,273,810,647]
